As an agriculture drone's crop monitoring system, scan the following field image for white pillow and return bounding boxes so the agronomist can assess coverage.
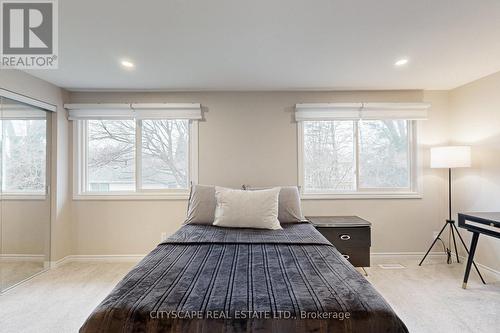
[213,187,282,230]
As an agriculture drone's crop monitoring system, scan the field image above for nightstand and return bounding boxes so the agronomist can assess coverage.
[307,216,371,272]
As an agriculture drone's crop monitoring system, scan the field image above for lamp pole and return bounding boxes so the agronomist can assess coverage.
[449,168,452,221]
[448,167,460,263]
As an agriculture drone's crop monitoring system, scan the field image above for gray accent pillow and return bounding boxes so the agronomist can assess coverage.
[244,186,305,223]
[184,184,216,225]
[277,186,305,223]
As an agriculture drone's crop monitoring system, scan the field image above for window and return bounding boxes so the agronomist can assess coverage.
[303,121,355,191]
[74,118,197,199]
[87,120,136,192]
[358,120,410,189]
[141,120,189,189]
[300,119,418,197]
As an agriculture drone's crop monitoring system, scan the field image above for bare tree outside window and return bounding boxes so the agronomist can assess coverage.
[304,121,355,191]
[86,119,189,192]
[303,119,412,192]
[142,120,188,189]
[359,120,409,188]
[87,120,135,192]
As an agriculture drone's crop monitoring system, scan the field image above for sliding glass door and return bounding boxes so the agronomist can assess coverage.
[0,95,51,292]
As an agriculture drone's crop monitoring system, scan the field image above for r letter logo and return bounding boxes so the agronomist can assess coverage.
[1,0,58,68]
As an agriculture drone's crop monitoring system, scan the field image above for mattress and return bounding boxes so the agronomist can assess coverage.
[80,223,408,333]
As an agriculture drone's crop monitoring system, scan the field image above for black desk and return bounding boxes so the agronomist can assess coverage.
[458,212,500,289]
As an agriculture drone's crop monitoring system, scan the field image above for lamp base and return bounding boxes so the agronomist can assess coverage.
[419,219,485,284]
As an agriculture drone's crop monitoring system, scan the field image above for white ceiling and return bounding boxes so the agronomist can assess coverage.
[27,0,500,91]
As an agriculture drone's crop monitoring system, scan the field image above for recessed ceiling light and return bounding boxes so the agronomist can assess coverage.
[120,59,135,69]
[394,58,409,67]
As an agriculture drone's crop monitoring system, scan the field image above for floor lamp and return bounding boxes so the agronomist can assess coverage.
[419,146,485,283]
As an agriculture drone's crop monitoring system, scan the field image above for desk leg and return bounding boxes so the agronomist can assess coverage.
[453,224,486,284]
[462,232,480,289]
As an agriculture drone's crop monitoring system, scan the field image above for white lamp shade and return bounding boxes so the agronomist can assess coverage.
[430,146,471,169]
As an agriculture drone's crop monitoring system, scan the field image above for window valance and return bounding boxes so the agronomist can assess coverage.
[65,103,202,120]
[295,102,430,121]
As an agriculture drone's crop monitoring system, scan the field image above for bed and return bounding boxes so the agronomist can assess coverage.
[80,222,408,333]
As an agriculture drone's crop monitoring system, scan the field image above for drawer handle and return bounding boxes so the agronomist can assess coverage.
[339,234,351,241]
[342,254,350,260]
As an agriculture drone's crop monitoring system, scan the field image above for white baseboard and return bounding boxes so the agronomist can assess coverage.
[371,251,500,277]
[371,251,447,259]
[371,251,447,264]
[50,256,72,268]
[50,254,145,268]
[458,255,500,277]
[0,254,45,262]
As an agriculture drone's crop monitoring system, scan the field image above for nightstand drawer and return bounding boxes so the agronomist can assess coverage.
[308,216,371,268]
[316,226,371,248]
[338,247,370,267]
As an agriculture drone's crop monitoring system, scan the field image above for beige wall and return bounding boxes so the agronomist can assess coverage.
[0,69,72,261]
[68,90,450,255]
[449,72,500,271]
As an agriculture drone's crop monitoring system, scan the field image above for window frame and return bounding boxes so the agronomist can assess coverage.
[73,119,198,200]
[297,119,422,199]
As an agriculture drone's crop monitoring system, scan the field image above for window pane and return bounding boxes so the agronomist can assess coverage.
[303,121,355,191]
[141,120,189,189]
[87,120,135,192]
[2,118,46,193]
[358,120,410,188]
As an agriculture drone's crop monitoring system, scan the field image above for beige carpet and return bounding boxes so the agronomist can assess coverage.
[366,257,500,333]
[0,261,46,290]
[0,259,498,333]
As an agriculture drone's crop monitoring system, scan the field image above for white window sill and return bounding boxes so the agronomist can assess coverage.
[301,192,422,200]
[73,193,189,201]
